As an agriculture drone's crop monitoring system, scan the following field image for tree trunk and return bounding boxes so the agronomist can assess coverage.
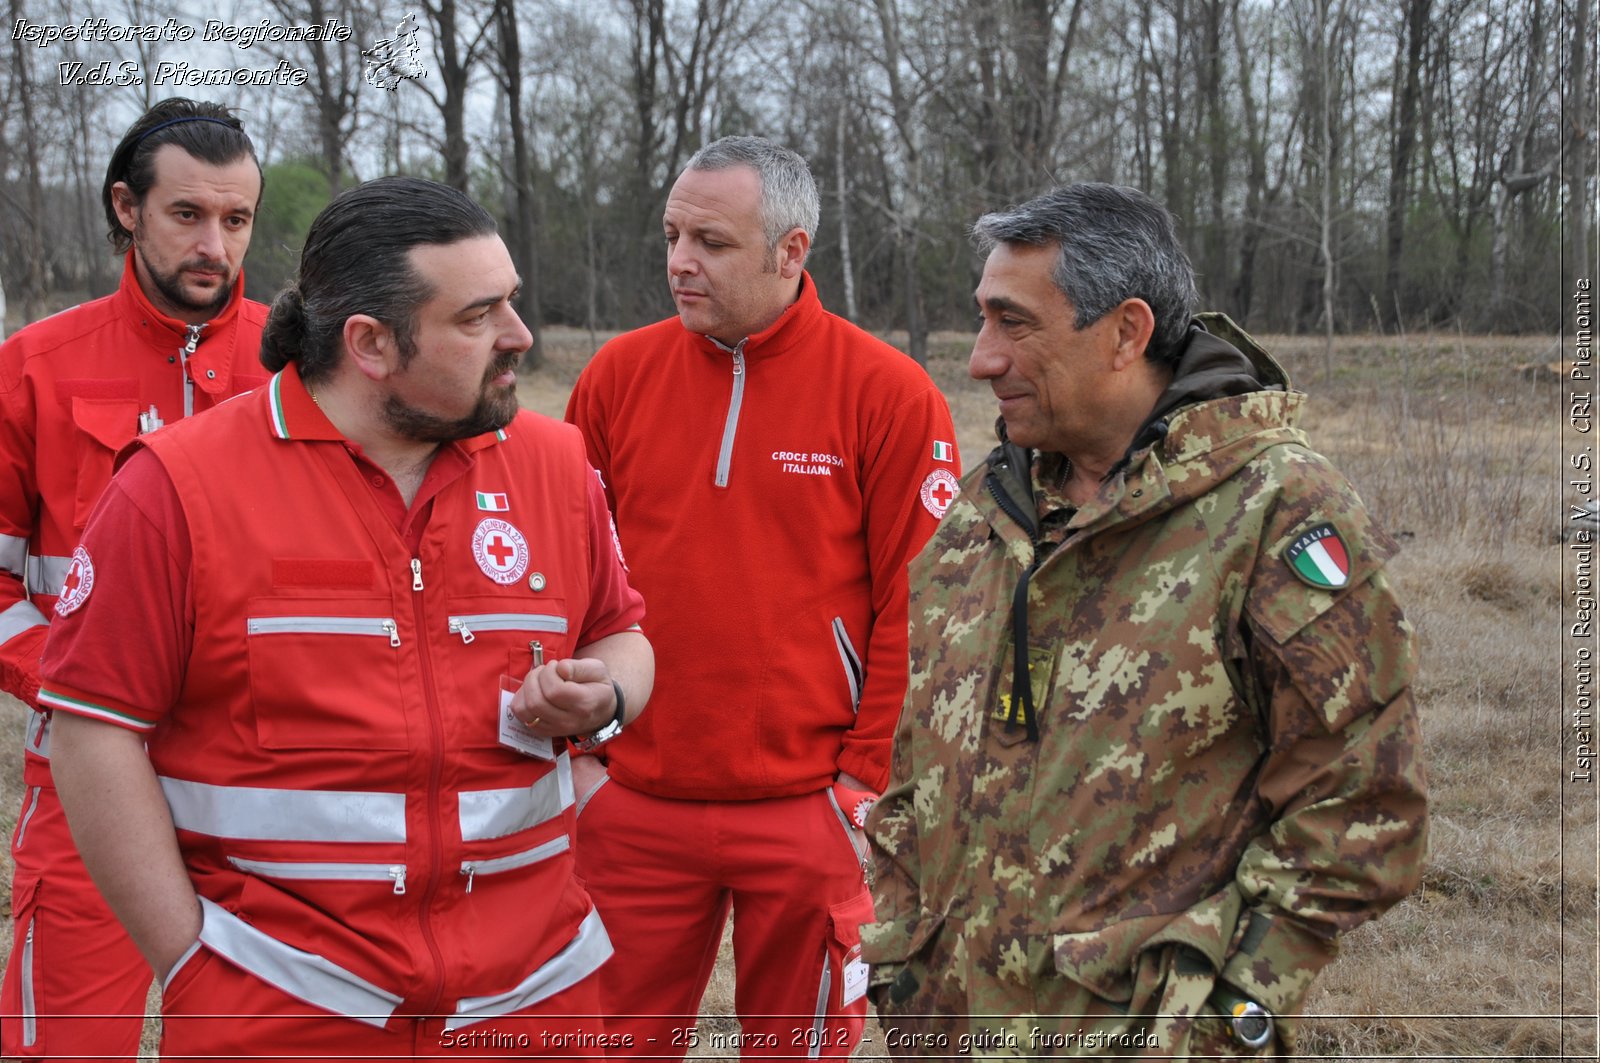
[9,0,48,323]
[494,0,542,368]
[422,0,473,191]
[1384,0,1430,328]
[1317,0,1338,379]
[1229,0,1268,321]
[835,101,858,322]
[872,0,928,364]
[1571,0,1592,293]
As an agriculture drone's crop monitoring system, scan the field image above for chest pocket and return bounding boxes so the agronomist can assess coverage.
[71,397,139,529]
[246,598,408,750]
[444,596,571,748]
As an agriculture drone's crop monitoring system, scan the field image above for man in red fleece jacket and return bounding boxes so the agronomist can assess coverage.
[566,136,959,1057]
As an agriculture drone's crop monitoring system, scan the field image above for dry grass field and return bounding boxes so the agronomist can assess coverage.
[0,326,1591,1060]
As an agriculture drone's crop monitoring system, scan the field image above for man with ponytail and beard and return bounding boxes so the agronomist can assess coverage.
[0,97,268,1062]
[39,176,655,1057]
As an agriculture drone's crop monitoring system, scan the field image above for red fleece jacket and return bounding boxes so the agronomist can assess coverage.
[567,274,959,798]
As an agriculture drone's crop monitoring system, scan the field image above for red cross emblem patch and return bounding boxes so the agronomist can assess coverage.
[920,469,961,519]
[471,518,530,585]
[55,546,95,617]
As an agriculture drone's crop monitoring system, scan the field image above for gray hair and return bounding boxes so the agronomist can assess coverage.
[686,135,820,252]
[972,183,1198,366]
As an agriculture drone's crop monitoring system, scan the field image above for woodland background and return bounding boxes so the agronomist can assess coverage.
[0,0,1589,353]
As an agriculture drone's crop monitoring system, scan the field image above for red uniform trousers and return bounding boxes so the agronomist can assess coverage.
[574,780,872,1060]
[159,946,613,1062]
[2,779,149,1062]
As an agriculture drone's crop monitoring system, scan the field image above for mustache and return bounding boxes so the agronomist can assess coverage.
[180,257,228,273]
[486,351,522,381]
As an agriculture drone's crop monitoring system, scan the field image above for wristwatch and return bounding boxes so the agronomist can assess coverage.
[1208,985,1274,1050]
[572,680,626,753]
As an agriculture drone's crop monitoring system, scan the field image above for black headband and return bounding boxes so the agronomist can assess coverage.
[135,115,238,145]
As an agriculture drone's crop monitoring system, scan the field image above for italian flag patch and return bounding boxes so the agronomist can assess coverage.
[932,440,955,463]
[476,491,510,512]
[1284,521,1351,589]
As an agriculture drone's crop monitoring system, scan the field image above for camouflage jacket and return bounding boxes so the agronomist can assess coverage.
[863,318,1427,1055]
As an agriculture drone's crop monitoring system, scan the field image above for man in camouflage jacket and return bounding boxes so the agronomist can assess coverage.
[863,184,1427,1057]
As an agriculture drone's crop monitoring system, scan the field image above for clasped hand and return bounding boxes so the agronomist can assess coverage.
[509,657,616,738]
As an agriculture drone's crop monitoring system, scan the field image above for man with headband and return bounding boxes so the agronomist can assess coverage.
[0,98,269,1061]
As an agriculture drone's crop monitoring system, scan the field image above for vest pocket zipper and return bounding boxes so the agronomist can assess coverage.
[448,613,569,645]
[226,856,409,894]
[459,834,571,893]
[247,616,402,648]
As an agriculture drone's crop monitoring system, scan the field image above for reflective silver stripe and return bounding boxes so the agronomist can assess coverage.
[21,915,36,1046]
[0,532,27,574]
[196,896,402,1027]
[444,907,611,1031]
[457,754,574,841]
[24,709,49,759]
[25,554,70,596]
[832,617,863,712]
[575,774,610,818]
[0,599,48,645]
[15,786,42,850]
[160,777,407,843]
[809,958,830,1059]
[161,939,204,991]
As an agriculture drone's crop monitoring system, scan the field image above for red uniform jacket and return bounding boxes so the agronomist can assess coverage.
[0,255,267,783]
[567,273,959,797]
[41,366,641,1028]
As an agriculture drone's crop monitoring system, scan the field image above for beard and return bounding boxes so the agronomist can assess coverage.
[134,225,234,317]
[382,352,522,443]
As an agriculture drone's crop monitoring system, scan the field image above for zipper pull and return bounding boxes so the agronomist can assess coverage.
[462,864,476,894]
[382,619,401,647]
[530,640,543,667]
[732,352,744,376]
[411,558,423,591]
[182,324,203,358]
[388,866,407,895]
[451,618,475,644]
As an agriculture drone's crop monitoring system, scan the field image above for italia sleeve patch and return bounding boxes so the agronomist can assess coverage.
[54,546,95,616]
[1283,521,1350,589]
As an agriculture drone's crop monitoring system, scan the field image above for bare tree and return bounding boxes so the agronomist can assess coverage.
[491,0,542,366]
[7,0,49,323]
[1384,0,1431,327]
[870,0,929,363]
[1569,0,1592,292]
[265,0,373,195]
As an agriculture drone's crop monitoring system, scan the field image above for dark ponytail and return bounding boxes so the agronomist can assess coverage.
[259,286,307,374]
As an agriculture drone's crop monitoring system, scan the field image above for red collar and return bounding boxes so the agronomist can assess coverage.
[113,249,246,342]
[696,270,823,361]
